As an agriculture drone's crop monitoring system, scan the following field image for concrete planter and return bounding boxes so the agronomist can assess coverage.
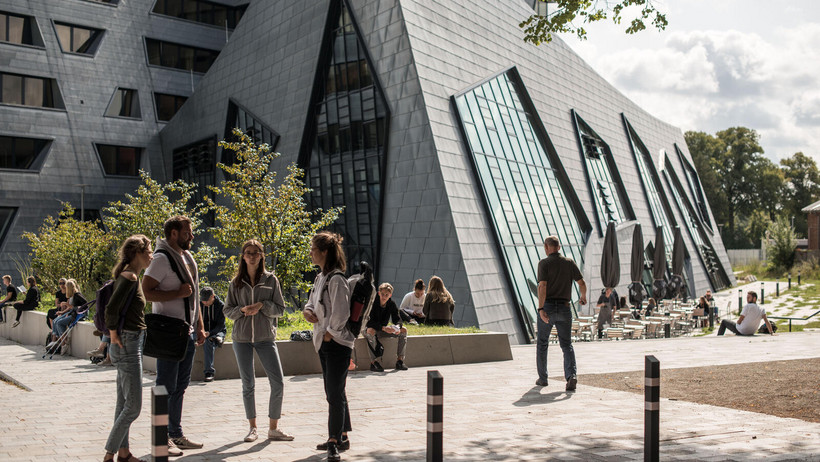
[1,308,513,380]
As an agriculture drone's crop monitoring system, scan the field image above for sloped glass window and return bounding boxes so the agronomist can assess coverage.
[0,207,17,249]
[145,38,219,73]
[153,0,246,29]
[1,11,43,46]
[54,22,104,55]
[675,144,712,232]
[95,144,142,176]
[222,100,279,164]
[173,137,216,223]
[302,0,388,272]
[154,92,187,122]
[0,72,64,109]
[0,135,50,170]
[454,68,591,335]
[105,88,141,118]
[661,152,731,290]
[85,0,119,4]
[572,110,634,233]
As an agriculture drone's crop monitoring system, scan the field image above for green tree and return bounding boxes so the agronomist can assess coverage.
[780,152,820,237]
[208,130,342,303]
[521,0,667,45]
[102,170,222,279]
[766,216,797,273]
[22,204,115,294]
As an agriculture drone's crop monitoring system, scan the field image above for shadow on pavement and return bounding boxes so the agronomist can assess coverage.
[512,386,572,406]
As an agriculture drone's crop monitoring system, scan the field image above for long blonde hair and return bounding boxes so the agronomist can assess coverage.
[65,279,79,298]
[426,276,453,304]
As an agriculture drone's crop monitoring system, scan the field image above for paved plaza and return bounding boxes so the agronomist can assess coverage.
[2,331,819,461]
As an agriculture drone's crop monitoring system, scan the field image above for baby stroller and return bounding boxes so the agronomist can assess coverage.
[43,299,96,359]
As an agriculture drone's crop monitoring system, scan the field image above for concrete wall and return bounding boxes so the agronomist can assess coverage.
[0,308,512,379]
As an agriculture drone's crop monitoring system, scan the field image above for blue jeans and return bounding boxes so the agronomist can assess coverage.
[203,332,225,376]
[233,340,285,420]
[318,339,352,441]
[536,303,576,381]
[156,333,196,438]
[53,313,73,338]
[105,330,145,453]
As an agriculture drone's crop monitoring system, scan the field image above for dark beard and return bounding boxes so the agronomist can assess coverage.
[178,237,192,250]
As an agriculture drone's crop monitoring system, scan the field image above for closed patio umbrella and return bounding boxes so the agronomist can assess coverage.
[628,224,648,305]
[601,221,620,289]
[669,227,686,299]
[652,226,667,299]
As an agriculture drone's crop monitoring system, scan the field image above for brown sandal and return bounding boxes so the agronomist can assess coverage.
[117,453,146,462]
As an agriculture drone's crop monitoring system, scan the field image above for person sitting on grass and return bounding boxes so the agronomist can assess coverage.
[364,283,408,372]
[12,277,40,327]
[399,279,426,324]
[422,276,455,326]
[717,291,774,337]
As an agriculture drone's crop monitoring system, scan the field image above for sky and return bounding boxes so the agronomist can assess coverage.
[559,0,820,163]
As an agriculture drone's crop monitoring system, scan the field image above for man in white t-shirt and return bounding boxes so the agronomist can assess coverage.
[399,279,426,324]
[143,216,206,457]
[717,291,774,336]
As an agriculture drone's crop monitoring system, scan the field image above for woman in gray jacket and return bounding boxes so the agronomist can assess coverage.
[223,239,293,443]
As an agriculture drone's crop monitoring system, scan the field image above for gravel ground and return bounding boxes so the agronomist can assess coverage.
[580,357,820,423]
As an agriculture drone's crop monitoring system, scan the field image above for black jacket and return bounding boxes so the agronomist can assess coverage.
[203,294,227,336]
[16,286,40,310]
[366,298,402,330]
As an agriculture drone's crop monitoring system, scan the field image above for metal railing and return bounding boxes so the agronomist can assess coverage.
[768,309,820,332]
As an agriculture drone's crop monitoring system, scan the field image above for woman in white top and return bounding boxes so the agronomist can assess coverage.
[302,231,352,462]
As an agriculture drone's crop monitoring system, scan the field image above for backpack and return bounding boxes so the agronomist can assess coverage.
[758,320,778,334]
[93,278,138,336]
[320,262,377,338]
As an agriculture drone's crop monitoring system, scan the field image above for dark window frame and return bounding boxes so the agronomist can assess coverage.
[77,0,120,6]
[0,206,18,251]
[0,134,52,172]
[0,10,45,48]
[104,87,141,119]
[0,71,65,110]
[144,37,220,74]
[222,98,280,165]
[151,0,248,30]
[153,92,188,122]
[172,136,217,224]
[93,143,144,177]
[674,143,713,233]
[52,20,105,56]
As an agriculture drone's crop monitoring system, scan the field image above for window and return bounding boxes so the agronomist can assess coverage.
[145,38,219,73]
[173,137,216,223]
[223,100,279,164]
[105,88,141,118]
[453,68,591,337]
[154,92,187,121]
[152,0,247,29]
[528,0,549,16]
[0,72,64,109]
[0,11,42,46]
[0,207,17,249]
[84,0,119,4]
[572,110,634,234]
[0,135,50,170]
[54,22,103,55]
[301,0,389,273]
[675,144,713,232]
[95,144,142,176]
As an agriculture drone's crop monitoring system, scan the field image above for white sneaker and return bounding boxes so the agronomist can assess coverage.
[167,438,183,457]
[244,427,258,442]
[268,428,294,441]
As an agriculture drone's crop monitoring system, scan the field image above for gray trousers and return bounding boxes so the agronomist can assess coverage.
[233,340,285,420]
[364,329,407,361]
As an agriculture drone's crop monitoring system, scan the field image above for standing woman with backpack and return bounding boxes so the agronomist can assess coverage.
[102,234,152,462]
[222,239,293,443]
[302,231,352,462]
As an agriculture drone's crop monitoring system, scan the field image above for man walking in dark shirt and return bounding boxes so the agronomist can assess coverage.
[536,235,587,391]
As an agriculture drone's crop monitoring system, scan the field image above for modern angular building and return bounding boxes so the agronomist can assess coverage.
[0,0,735,343]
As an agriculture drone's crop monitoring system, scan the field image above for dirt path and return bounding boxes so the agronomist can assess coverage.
[580,357,820,423]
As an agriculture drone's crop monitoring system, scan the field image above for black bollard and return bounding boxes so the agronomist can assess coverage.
[788,274,792,289]
[645,355,660,462]
[776,281,779,297]
[664,323,671,338]
[427,371,443,462]
[152,385,169,462]
[761,287,764,304]
[798,271,801,285]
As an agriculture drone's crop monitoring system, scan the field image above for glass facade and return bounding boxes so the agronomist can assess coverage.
[661,153,731,290]
[572,111,634,234]
[152,0,247,29]
[95,144,142,176]
[173,137,216,211]
[154,92,187,122]
[0,72,64,109]
[453,69,590,335]
[0,207,16,249]
[302,0,388,272]
[145,38,219,73]
[222,100,279,165]
[675,144,713,232]
[54,22,103,55]
[0,135,49,170]
[1,11,41,46]
[105,88,141,118]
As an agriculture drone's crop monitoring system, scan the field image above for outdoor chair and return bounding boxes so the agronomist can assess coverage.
[604,327,624,340]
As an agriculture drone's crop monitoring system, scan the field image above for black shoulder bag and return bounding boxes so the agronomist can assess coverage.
[143,249,192,362]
